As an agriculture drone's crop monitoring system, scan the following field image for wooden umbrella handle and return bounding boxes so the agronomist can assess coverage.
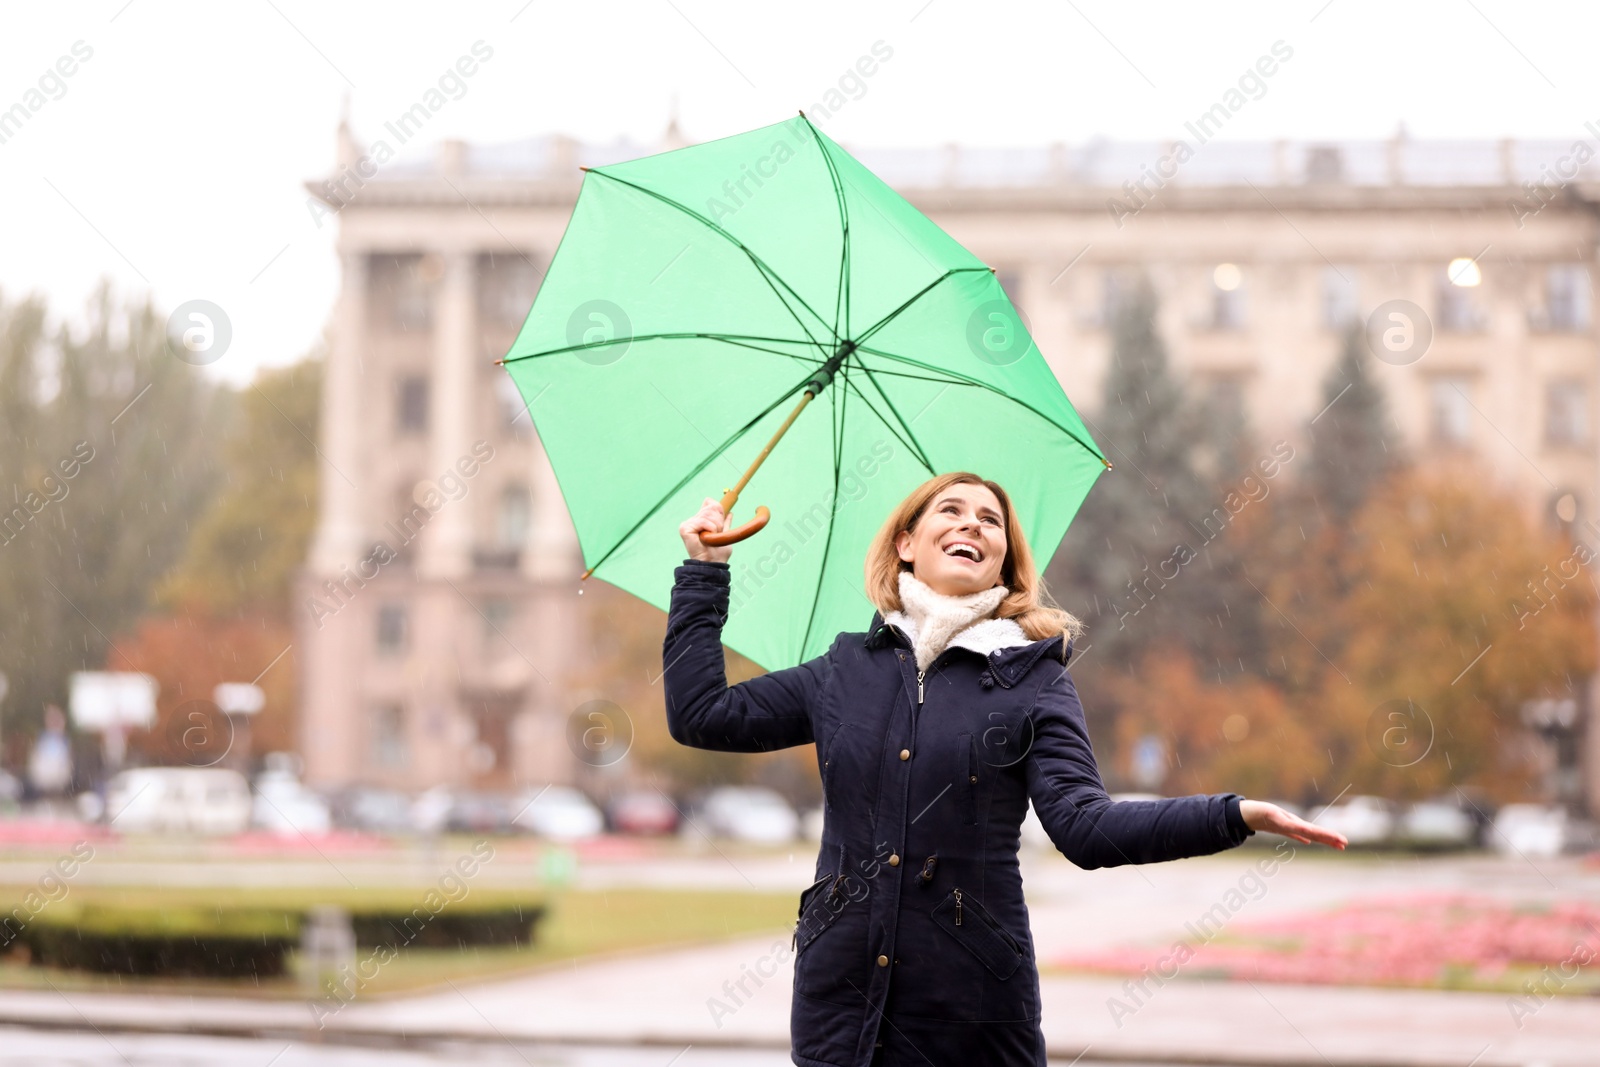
[693,381,824,549]
[699,503,770,546]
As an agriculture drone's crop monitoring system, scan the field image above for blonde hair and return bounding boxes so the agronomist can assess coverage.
[863,472,1086,659]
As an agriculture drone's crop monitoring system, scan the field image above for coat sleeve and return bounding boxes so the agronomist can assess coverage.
[1022,661,1253,869]
[660,558,822,753]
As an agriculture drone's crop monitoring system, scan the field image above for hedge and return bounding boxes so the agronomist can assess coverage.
[10,900,548,979]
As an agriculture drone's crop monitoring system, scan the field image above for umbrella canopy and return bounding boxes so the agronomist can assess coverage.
[500,115,1107,671]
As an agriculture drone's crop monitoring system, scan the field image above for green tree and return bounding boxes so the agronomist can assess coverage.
[0,281,226,769]
[1306,321,1403,530]
[157,355,322,616]
[1045,278,1268,738]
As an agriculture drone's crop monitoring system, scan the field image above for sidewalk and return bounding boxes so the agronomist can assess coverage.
[1,933,1594,1067]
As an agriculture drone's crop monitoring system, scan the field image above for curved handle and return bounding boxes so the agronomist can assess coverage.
[698,505,770,547]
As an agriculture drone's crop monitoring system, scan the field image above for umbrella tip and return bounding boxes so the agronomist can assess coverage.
[579,165,592,172]
[1104,459,1114,471]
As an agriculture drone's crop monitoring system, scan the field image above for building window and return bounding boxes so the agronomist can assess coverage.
[1099,269,1130,327]
[370,253,438,332]
[1200,373,1248,427]
[496,373,531,436]
[1436,259,1485,332]
[1321,266,1359,330]
[1545,378,1589,447]
[396,375,429,436]
[371,703,409,769]
[994,267,1022,308]
[497,486,531,548]
[1547,265,1591,332]
[478,251,542,328]
[1209,263,1245,330]
[481,599,515,649]
[1428,376,1474,446]
[1549,490,1581,534]
[375,603,408,656]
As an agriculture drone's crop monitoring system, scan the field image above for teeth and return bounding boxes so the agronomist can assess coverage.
[945,544,981,561]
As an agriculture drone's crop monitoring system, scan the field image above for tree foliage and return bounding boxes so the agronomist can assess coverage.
[157,355,321,616]
[0,282,225,765]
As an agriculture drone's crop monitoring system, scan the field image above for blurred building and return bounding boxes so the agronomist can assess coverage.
[300,120,1600,809]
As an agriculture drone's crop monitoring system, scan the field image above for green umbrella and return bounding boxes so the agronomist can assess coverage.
[499,115,1108,672]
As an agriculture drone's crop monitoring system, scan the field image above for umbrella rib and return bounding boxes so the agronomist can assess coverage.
[580,169,839,353]
[800,115,852,343]
[799,359,851,659]
[852,266,993,348]
[842,354,937,475]
[499,331,822,366]
[576,376,818,581]
[837,373,935,478]
[856,344,1107,466]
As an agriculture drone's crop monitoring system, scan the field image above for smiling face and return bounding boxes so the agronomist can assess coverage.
[893,481,1008,597]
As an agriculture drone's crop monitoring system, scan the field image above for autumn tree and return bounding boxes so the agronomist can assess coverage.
[1271,462,1597,803]
[567,577,822,808]
[118,354,323,767]
[0,282,226,776]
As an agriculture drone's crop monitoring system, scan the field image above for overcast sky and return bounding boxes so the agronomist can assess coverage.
[4,0,1597,384]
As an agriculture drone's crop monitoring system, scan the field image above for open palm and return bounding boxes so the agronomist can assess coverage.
[1241,800,1348,848]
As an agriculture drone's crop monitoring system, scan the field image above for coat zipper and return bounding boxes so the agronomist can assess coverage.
[953,887,963,926]
[917,669,925,705]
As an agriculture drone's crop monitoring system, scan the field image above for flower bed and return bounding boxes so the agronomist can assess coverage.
[1053,893,1600,993]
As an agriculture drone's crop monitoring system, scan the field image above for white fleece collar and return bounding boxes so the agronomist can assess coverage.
[882,569,1031,671]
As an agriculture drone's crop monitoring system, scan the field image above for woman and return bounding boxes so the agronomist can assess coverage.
[665,472,1346,1067]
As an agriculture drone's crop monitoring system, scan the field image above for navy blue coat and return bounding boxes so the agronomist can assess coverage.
[663,559,1254,1067]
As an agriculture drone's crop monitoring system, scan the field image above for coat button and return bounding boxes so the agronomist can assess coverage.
[888,854,900,867]
[877,954,889,967]
[899,748,910,761]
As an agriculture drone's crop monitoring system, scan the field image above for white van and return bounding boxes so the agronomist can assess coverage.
[106,767,252,836]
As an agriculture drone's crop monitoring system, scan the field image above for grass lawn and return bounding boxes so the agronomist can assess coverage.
[0,885,797,1000]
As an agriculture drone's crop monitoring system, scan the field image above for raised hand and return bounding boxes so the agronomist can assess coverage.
[679,497,734,564]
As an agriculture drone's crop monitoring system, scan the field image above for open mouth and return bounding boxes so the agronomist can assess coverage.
[943,541,983,564]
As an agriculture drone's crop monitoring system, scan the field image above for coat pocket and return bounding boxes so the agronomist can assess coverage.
[793,873,848,955]
[930,887,1023,980]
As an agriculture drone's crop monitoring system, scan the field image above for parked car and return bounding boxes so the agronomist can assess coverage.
[1490,804,1570,858]
[409,787,515,835]
[252,767,332,835]
[410,785,454,835]
[1312,795,1396,847]
[605,789,680,836]
[327,785,414,834]
[800,805,825,843]
[1020,800,1051,850]
[514,785,605,840]
[692,786,799,844]
[106,767,252,835]
[0,769,22,813]
[446,790,516,834]
[1395,798,1477,850]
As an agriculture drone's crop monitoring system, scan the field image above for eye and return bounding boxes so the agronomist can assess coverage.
[983,515,1000,526]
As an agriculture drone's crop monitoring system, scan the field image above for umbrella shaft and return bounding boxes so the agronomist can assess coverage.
[722,344,851,512]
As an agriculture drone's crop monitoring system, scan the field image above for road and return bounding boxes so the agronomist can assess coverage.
[0,1027,1229,1067]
